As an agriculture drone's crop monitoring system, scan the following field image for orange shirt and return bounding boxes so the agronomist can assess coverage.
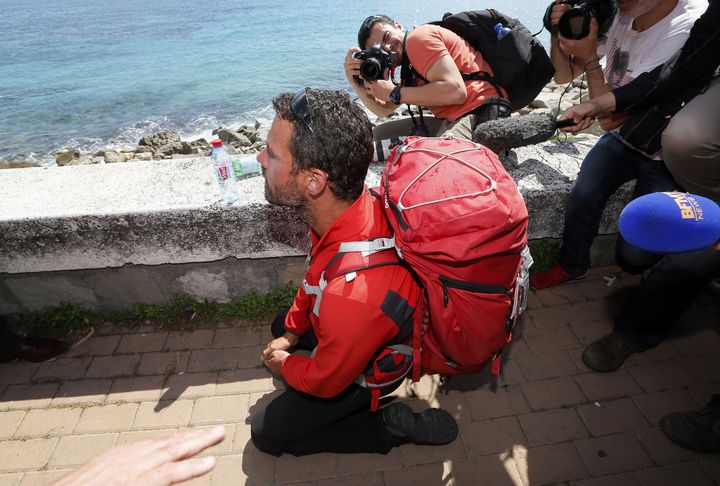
[405,24,500,121]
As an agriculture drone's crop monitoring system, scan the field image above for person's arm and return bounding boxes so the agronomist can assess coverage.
[52,427,225,486]
[362,54,467,108]
[343,48,397,118]
[559,91,617,133]
[548,1,584,83]
[274,288,397,398]
[559,19,631,130]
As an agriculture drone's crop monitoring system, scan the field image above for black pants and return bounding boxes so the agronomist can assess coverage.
[250,312,404,455]
[0,319,22,361]
[614,245,720,347]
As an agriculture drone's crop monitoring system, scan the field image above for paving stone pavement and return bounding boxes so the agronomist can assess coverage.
[1,265,718,486]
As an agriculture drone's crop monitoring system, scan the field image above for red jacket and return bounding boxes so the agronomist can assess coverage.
[281,191,423,398]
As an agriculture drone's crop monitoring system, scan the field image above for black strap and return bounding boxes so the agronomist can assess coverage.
[461,71,506,100]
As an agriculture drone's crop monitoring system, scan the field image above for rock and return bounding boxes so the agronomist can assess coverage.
[91,156,105,164]
[134,152,152,161]
[103,150,126,164]
[529,97,552,110]
[158,141,193,157]
[217,128,252,147]
[63,155,93,166]
[190,139,210,155]
[135,145,154,154]
[0,159,35,169]
[238,125,255,137]
[138,131,181,151]
[191,138,209,149]
[56,149,81,166]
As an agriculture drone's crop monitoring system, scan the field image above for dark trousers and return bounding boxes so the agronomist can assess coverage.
[0,321,22,361]
[250,312,404,455]
[559,133,678,275]
[614,245,720,348]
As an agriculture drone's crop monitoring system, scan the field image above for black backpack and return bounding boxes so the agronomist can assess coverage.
[407,9,555,111]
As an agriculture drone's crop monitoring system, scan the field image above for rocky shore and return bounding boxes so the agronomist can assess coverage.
[0,79,596,170]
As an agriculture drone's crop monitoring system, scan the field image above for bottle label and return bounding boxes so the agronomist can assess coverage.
[218,165,230,181]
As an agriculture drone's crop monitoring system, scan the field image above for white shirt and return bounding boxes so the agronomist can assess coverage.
[600,0,706,88]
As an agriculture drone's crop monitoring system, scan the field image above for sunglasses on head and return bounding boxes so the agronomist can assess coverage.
[361,15,383,30]
[290,87,314,134]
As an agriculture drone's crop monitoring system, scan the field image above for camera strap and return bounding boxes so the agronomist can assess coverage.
[399,32,430,136]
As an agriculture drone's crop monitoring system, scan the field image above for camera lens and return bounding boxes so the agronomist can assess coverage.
[559,8,592,39]
[360,59,383,81]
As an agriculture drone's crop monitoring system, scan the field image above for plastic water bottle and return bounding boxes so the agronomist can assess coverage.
[232,155,263,180]
[494,23,512,40]
[210,139,239,204]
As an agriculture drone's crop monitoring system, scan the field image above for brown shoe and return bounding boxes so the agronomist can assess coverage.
[581,333,648,372]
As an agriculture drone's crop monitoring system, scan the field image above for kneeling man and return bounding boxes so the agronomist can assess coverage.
[251,88,458,455]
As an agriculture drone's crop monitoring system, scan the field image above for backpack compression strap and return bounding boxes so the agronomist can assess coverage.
[302,237,400,318]
[301,238,410,410]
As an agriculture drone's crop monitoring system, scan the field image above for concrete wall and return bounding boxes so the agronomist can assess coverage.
[0,136,633,313]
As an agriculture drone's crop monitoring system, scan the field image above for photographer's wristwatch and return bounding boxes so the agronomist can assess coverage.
[389,86,402,105]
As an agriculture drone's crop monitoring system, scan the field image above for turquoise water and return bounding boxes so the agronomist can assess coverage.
[0,0,549,164]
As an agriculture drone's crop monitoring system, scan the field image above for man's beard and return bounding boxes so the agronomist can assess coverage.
[264,178,304,208]
[263,171,314,226]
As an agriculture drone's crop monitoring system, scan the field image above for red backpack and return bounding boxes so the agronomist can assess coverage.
[313,136,531,405]
[377,136,531,379]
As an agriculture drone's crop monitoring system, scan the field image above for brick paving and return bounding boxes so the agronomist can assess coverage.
[0,265,719,485]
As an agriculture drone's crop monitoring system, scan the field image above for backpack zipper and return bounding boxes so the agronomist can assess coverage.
[439,275,510,306]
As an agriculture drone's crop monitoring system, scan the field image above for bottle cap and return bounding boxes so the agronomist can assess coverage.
[211,139,223,147]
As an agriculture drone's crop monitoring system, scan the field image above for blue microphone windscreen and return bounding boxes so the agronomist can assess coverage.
[619,192,720,253]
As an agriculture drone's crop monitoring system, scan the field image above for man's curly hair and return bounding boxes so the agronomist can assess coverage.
[272,89,373,202]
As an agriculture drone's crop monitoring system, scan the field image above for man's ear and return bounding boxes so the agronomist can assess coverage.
[304,168,329,197]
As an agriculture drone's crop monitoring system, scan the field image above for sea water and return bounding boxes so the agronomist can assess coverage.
[0,0,549,165]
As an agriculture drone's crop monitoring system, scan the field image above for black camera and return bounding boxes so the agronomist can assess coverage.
[353,44,396,85]
[543,0,616,40]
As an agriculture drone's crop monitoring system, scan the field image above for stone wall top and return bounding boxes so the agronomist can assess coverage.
[0,135,632,275]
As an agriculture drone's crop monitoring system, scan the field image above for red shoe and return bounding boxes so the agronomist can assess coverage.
[530,264,588,290]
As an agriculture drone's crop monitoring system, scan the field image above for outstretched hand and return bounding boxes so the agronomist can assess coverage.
[559,102,598,133]
[52,426,225,486]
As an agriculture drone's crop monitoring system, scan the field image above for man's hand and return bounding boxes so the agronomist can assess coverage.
[550,0,572,29]
[261,332,299,362]
[344,48,363,87]
[52,426,225,486]
[560,102,599,133]
[363,78,395,103]
[263,349,290,375]
[558,18,600,65]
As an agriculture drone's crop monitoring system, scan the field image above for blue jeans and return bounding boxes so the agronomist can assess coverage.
[559,133,678,275]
